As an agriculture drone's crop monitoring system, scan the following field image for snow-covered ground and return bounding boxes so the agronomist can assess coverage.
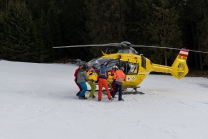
[0,60,208,139]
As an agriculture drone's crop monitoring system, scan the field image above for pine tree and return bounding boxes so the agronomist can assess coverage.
[146,0,182,65]
[183,0,208,68]
[50,0,89,61]
[1,1,39,62]
[0,12,3,58]
[197,0,208,68]
[125,0,153,45]
[0,0,6,59]
[25,0,51,20]
[85,0,127,58]
[35,0,62,62]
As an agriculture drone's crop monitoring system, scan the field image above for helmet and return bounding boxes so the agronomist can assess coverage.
[112,66,118,70]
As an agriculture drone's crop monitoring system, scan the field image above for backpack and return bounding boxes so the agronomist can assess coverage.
[100,65,107,78]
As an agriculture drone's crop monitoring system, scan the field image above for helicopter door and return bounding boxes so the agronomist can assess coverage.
[141,55,146,69]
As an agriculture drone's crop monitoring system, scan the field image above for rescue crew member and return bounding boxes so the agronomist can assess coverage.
[97,64,113,101]
[87,66,97,98]
[111,66,126,101]
[110,66,118,96]
[74,64,83,96]
[77,65,88,99]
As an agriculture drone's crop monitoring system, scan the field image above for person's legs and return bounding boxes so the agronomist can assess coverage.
[98,79,103,100]
[112,84,118,98]
[91,82,96,96]
[118,84,123,100]
[78,82,87,97]
[88,81,96,97]
[88,81,93,97]
[75,78,82,95]
[111,83,116,93]
[102,80,112,99]
[77,83,82,92]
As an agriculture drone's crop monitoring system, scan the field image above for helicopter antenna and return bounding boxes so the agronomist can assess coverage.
[109,49,114,54]
[105,48,108,54]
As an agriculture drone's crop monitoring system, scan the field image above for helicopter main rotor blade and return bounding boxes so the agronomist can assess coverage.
[131,45,181,50]
[131,45,208,53]
[53,43,121,48]
[53,41,208,54]
[188,50,208,54]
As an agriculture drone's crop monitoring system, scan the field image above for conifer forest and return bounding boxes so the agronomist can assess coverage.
[0,0,208,70]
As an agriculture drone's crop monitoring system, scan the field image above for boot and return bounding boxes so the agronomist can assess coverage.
[109,97,114,101]
[79,96,87,100]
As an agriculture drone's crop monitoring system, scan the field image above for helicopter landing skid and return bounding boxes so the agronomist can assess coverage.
[100,86,145,95]
[122,86,145,95]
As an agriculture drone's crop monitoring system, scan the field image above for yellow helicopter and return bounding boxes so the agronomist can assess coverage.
[53,41,207,94]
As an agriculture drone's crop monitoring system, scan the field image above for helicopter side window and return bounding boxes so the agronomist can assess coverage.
[128,62,137,73]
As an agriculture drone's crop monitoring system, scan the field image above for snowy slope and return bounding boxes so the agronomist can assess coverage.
[0,60,208,139]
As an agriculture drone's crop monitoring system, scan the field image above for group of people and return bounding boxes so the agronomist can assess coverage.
[74,64,126,101]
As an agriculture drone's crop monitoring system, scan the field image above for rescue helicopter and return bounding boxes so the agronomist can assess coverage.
[53,41,208,94]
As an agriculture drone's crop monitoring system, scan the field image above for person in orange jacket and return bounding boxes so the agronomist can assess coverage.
[74,64,83,96]
[97,64,113,101]
[111,66,126,101]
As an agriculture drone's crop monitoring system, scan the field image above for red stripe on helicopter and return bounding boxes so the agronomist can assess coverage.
[179,49,189,57]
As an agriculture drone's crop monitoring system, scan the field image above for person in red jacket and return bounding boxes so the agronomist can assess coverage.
[97,64,113,101]
[110,66,118,96]
[74,64,83,96]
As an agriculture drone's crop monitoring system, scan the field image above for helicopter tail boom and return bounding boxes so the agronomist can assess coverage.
[152,49,189,79]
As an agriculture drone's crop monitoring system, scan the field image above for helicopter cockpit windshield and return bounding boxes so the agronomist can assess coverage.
[86,58,119,71]
[86,57,139,75]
